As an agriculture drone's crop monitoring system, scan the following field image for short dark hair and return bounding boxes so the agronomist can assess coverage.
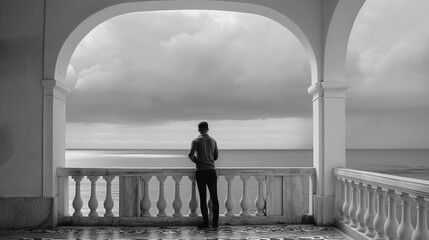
[198,121,209,130]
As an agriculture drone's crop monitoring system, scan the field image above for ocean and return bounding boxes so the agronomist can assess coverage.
[65,149,429,216]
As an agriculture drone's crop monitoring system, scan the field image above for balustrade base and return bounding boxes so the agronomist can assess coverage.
[336,219,372,240]
[58,214,314,227]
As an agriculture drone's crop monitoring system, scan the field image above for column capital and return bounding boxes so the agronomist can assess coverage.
[42,79,70,93]
[308,81,349,100]
[42,79,70,101]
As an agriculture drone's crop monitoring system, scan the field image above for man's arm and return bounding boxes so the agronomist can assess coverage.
[188,140,197,163]
[213,142,219,161]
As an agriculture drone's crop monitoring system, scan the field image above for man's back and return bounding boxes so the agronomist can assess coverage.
[189,134,218,171]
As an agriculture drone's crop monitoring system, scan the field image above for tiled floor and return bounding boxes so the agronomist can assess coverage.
[0,225,349,240]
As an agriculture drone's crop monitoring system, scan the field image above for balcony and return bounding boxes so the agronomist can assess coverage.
[49,167,429,240]
[2,167,429,239]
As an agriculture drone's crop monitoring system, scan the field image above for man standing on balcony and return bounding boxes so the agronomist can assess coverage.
[188,121,219,229]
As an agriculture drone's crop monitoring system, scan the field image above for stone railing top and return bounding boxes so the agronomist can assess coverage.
[334,168,429,198]
[57,167,316,177]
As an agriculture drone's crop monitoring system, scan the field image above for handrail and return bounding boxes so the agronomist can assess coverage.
[334,168,429,198]
[58,167,315,177]
[334,167,429,240]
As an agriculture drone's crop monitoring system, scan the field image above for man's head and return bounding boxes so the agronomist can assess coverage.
[198,121,209,133]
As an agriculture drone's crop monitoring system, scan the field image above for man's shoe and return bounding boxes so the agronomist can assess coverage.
[212,223,219,228]
[198,223,209,229]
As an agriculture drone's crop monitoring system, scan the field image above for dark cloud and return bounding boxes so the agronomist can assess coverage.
[67,10,311,124]
[345,0,429,147]
[66,1,429,149]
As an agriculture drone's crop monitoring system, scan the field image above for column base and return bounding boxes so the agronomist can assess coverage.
[0,197,55,229]
[314,195,336,226]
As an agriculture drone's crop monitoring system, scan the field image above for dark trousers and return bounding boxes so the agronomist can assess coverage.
[196,169,219,225]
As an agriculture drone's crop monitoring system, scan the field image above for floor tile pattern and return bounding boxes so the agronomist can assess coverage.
[0,225,347,240]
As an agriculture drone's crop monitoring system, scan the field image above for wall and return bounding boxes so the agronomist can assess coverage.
[0,0,51,228]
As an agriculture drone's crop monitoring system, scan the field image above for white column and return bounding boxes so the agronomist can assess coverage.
[172,175,183,217]
[412,197,429,240]
[397,193,413,240]
[357,183,367,233]
[240,176,250,216]
[156,176,167,217]
[103,176,115,217]
[308,81,348,226]
[42,80,69,225]
[255,176,266,216]
[365,186,377,237]
[224,175,235,216]
[140,176,152,217]
[188,176,198,217]
[385,190,399,240]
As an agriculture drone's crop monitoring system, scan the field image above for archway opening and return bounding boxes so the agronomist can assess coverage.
[63,9,312,216]
[65,9,313,165]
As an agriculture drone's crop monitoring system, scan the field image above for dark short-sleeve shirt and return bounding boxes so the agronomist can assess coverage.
[188,134,218,171]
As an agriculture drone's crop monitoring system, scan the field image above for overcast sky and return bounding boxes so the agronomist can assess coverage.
[66,0,429,149]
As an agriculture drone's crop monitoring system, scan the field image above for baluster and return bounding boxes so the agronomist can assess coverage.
[240,175,250,216]
[343,180,351,224]
[374,188,387,240]
[337,178,345,221]
[172,175,183,217]
[357,183,367,232]
[349,181,359,228]
[412,197,429,240]
[224,175,235,216]
[103,176,115,217]
[255,176,266,216]
[365,186,377,237]
[385,190,399,240]
[397,193,414,240]
[188,176,198,217]
[140,176,152,217]
[88,176,99,217]
[156,175,167,217]
[72,176,84,217]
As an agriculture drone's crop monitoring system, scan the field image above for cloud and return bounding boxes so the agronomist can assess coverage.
[65,1,429,149]
[66,10,311,125]
[345,0,429,148]
[347,0,429,110]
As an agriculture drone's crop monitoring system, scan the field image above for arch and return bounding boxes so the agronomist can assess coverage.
[323,0,366,83]
[54,0,318,87]
[41,0,367,226]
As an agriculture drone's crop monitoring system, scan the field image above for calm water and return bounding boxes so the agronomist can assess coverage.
[65,149,429,216]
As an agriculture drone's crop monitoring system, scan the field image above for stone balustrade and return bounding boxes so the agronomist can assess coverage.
[335,168,429,240]
[57,167,315,226]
